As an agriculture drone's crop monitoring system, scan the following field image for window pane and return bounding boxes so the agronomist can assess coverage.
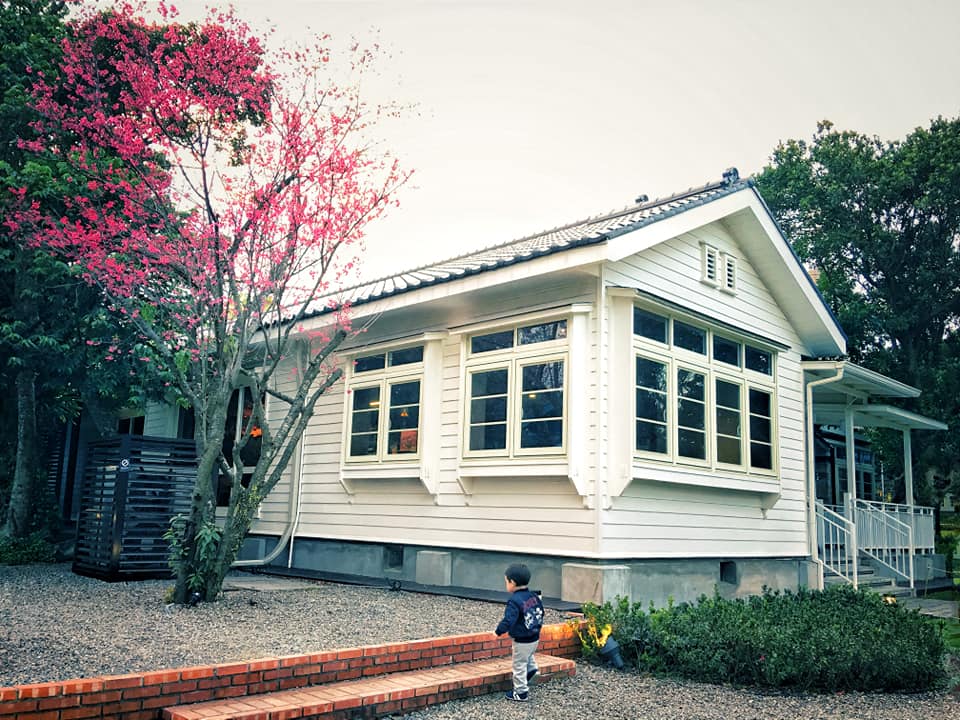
[387,429,419,454]
[389,406,419,430]
[522,361,564,391]
[718,436,742,464]
[749,415,771,443]
[351,410,379,433]
[678,367,706,460]
[713,336,741,366]
[353,386,380,408]
[674,322,706,355]
[749,388,771,417]
[745,346,772,375]
[471,368,508,396]
[518,320,567,344]
[470,397,507,423]
[520,419,563,448]
[522,390,563,419]
[470,368,508,452]
[677,369,705,400]
[389,346,423,366]
[678,429,706,460]
[637,421,667,454]
[716,408,741,437]
[636,355,668,454]
[350,385,380,456]
[750,443,772,469]
[470,424,506,451]
[390,380,420,406]
[520,362,564,447]
[636,389,667,422]
[715,380,741,409]
[678,399,705,429]
[350,433,378,456]
[471,330,514,353]
[633,308,667,343]
[354,354,386,373]
[636,357,667,391]
[716,378,742,465]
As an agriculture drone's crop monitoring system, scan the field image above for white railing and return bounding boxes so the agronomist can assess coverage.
[815,501,857,588]
[854,499,914,589]
[857,500,934,553]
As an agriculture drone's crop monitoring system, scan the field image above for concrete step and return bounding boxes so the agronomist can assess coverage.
[164,653,575,720]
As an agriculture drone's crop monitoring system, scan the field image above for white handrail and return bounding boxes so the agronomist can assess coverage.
[856,499,934,553]
[815,501,857,589]
[854,499,914,589]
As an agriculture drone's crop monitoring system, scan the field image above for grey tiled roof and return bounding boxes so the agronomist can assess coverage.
[307,173,753,317]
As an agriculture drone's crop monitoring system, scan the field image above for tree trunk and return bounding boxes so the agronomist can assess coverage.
[5,369,43,538]
[172,435,222,604]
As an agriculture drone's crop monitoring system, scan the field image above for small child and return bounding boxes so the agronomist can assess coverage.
[495,563,545,702]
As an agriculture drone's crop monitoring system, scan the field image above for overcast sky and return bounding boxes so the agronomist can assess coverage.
[166,0,960,280]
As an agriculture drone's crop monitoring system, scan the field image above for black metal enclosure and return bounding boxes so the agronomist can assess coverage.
[73,436,196,580]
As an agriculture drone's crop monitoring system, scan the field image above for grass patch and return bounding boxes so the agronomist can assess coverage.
[941,618,960,652]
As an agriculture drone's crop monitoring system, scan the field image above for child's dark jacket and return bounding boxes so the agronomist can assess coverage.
[495,588,544,643]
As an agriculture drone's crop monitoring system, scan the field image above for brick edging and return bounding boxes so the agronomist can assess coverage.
[0,622,582,720]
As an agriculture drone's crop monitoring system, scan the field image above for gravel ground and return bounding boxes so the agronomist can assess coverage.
[1,563,957,719]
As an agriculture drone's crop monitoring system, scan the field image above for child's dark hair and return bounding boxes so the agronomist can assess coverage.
[505,563,531,586]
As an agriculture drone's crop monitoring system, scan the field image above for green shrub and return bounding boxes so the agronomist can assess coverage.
[0,532,57,565]
[578,585,947,692]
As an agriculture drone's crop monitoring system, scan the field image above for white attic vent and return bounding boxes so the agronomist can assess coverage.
[700,243,719,286]
[722,253,738,293]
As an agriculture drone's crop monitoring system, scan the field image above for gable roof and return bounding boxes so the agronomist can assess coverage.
[310,172,748,312]
[305,169,846,355]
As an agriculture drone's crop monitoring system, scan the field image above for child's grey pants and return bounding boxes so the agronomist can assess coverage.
[511,639,539,693]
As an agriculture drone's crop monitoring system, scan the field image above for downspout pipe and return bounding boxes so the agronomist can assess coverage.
[805,363,844,577]
[233,339,309,569]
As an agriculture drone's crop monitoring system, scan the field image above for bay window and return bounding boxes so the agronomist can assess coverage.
[633,305,777,474]
[465,319,567,457]
[346,346,423,462]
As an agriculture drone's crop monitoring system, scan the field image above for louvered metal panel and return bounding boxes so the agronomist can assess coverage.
[73,436,196,580]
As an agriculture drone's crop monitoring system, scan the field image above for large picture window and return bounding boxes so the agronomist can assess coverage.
[633,306,777,474]
[465,319,567,457]
[346,346,423,462]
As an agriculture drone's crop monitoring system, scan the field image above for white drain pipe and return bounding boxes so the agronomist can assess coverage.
[805,362,844,573]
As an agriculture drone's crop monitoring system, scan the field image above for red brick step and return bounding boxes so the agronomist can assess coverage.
[163,653,574,720]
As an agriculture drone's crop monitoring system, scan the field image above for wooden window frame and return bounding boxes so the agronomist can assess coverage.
[344,346,424,464]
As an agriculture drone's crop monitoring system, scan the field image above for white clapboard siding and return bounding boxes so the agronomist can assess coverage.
[600,221,812,558]
[252,359,297,532]
[289,276,601,555]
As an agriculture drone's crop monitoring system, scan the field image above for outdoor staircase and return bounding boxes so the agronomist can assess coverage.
[163,653,574,720]
[823,557,914,599]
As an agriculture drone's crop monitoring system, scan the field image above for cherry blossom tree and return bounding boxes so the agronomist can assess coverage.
[11,2,407,601]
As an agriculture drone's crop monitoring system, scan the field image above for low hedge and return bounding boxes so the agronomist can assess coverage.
[0,531,57,565]
[576,585,947,692]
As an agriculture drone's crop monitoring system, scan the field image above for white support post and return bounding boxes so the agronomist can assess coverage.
[903,429,914,507]
[844,407,858,581]
[844,408,857,506]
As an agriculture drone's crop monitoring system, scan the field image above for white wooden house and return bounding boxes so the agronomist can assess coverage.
[61,169,947,603]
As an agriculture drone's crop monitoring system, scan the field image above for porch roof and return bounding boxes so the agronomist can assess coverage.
[803,359,920,400]
[803,360,947,432]
[812,402,948,432]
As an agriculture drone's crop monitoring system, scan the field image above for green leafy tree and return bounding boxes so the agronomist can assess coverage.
[756,118,960,509]
[0,0,146,538]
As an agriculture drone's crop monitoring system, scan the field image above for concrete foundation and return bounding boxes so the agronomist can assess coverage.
[245,534,812,608]
[561,563,630,604]
[415,550,452,586]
